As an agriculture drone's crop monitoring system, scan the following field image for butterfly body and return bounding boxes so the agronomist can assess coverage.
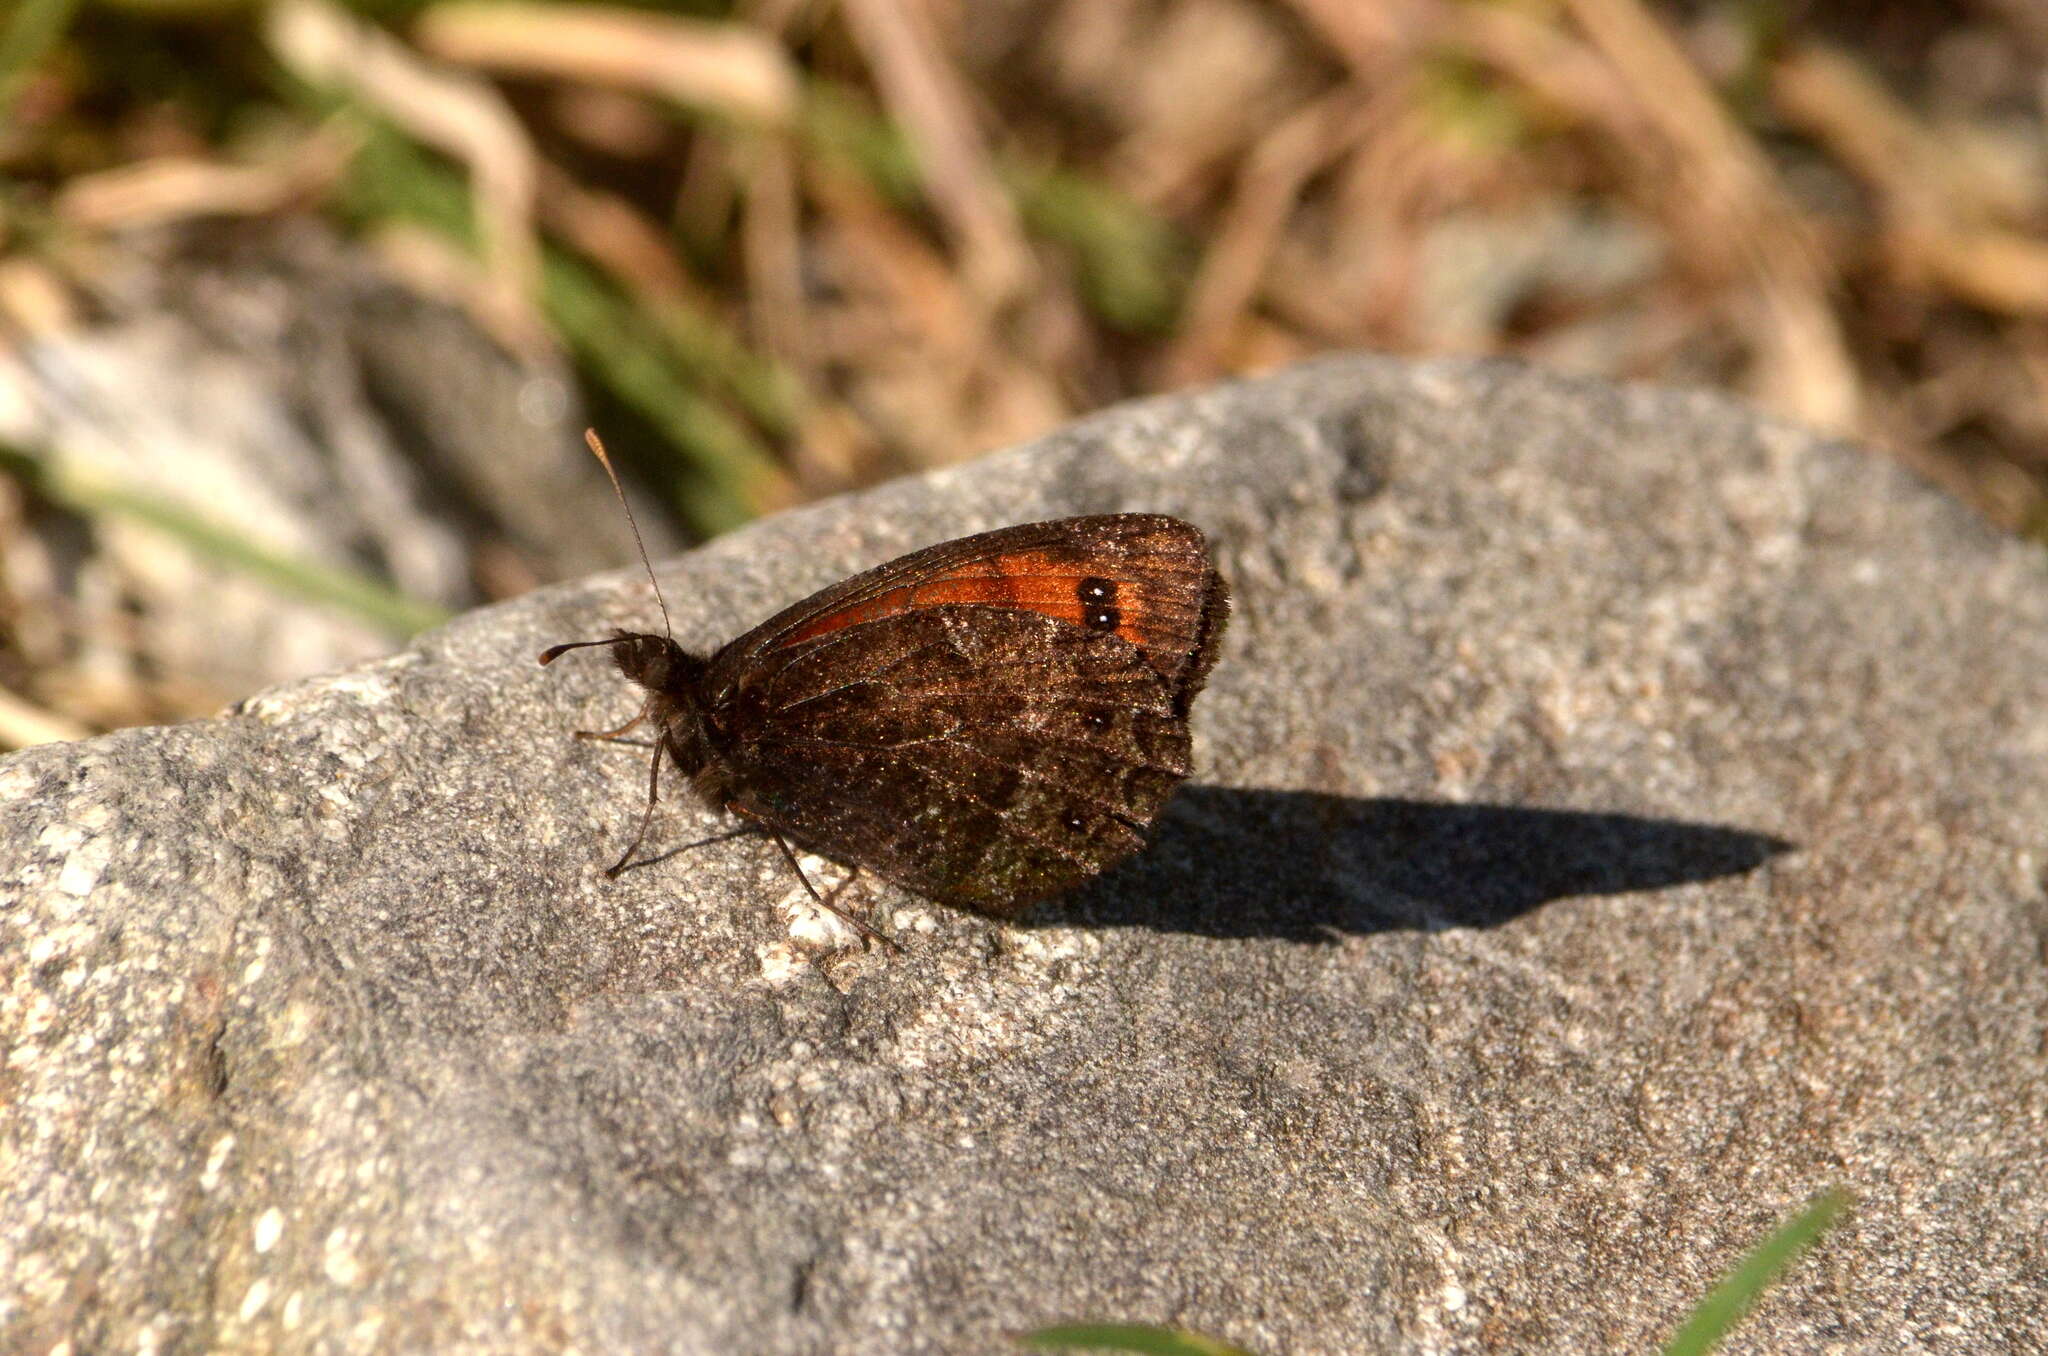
[546,514,1229,924]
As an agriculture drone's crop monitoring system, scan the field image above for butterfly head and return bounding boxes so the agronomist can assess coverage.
[539,629,703,696]
[607,630,703,694]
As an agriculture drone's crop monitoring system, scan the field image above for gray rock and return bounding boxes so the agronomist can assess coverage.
[0,219,672,700]
[4,356,2044,1354]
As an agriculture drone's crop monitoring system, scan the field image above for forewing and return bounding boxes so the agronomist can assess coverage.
[714,607,1203,915]
[706,514,1228,711]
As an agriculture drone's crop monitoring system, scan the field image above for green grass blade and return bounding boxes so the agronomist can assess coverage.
[1007,161,1186,334]
[0,0,82,119]
[1663,1189,1851,1356]
[540,250,783,536]
[799,79,925,207]
[332,120,785,537]
[641,290,804,439]
[1,443,452,638]
[1020,1322,1258,1356]
[802,78,1185,334]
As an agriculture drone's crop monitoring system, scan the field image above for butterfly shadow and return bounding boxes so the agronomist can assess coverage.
[1056,788,1793,942]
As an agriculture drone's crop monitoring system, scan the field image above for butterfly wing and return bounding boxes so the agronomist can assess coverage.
[701,516,1229,915]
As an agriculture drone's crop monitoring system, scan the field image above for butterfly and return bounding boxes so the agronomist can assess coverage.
[541,436,1229,948]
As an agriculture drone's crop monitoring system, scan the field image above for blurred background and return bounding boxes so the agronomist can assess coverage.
[2,0,2045,747]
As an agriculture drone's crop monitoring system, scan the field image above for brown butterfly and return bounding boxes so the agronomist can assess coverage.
[542,435,1229,948]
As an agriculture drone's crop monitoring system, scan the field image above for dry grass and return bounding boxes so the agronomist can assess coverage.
[2,0,2045,742]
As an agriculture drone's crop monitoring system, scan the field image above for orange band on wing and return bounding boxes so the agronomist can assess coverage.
[778,547,1182,653]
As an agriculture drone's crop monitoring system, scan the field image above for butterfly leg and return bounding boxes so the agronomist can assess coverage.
[731,803,900,953]
[575,702,652,743]
[821,864,865,915]
[604,738,664,878]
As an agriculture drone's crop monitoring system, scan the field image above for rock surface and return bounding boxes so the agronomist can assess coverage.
[4,356,2044,1354]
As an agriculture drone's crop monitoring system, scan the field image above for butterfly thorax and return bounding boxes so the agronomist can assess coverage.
[603,630,717,781]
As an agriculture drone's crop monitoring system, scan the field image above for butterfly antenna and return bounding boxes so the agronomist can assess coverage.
[583,428,674,640]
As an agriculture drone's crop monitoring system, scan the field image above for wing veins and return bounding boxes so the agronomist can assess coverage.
[762,639,959,716]
[955,726,1188,779]
[756,727,961,754]
[760,637,1173,718]
[766,602,1200,673]
[746,753,1108,893]
[937,736,1152,830]
[758,745,1126,868]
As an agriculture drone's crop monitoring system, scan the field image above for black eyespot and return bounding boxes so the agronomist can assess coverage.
[1084,606,1121,631]
[1081,710,1114,733]
[1062,811,1088,833]
[1077,576,1117,604]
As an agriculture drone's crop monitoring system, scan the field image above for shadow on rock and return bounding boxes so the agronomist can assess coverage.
[1056,787,1792,942]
